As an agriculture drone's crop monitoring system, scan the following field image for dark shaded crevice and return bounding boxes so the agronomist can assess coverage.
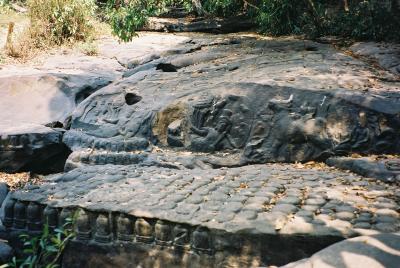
[45,121,64,129]
[20,144,72,175]
[125,93,142,105]
[156,63,178,72]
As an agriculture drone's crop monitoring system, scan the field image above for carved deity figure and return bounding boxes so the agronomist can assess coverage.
[190,109,234,152]
[335,111,371,155]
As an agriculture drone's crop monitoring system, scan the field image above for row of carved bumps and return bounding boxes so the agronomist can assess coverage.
[63,132,149,152]
[2,199,213,254]
[0,133,61,150]
[70,151,147,165]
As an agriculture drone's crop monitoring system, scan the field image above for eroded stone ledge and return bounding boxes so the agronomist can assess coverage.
[4,164,400,267]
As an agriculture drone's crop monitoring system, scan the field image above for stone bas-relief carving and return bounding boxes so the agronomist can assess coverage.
[5,164,400,267]
[65,85,400,168]
[59,36,400,169]
[3,35,400,267]
[327,156,400,182]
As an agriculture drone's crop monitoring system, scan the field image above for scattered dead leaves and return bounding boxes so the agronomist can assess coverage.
[293,161,332,170]
[0,172,43,190]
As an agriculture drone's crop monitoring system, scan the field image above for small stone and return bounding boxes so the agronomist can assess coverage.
[376,215,398,224]
[305,198,326,206]
[335,205,355,213]
[335,211,355,221]
[242,203,263,212]
[375,209,399,217]
[215,212,235,223]
[176,204,199,215]
[54,192,67,199]
[224,202,243,213]
[186,195,204,204]
[0,242,13,263]
[302,205,319,212]
[277,196,301,205]
[374,223,399,232]
[271,204,298,214]
[236,210,258,220]
[353,222,371,229]
[296,210,314,217]
[320,208,334,215]
[229,195,248,203]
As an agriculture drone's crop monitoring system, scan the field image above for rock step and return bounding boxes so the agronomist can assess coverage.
[6,164,400,267]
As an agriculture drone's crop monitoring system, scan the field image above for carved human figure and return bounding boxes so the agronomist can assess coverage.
[27,202,42,231]
[77,209,91,240]
[43,206,58,229]
[117,214,134,242]
[3,199,16,228]
[13,201,26,229]
[335,111,371,155]
[375,117,397,152]
[81,100,98,122]
[192,227,212,254]
[103,101,121,124]
[245,95,333,162]
[135,218,153,243]
[190,109,234,152]
[94,214,111,243]
[155,220,172,246]
[173,225,190,251]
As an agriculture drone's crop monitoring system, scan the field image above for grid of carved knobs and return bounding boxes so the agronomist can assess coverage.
[3,201,214,254]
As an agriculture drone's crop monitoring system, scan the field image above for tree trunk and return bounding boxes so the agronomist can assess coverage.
[192,0,205,16]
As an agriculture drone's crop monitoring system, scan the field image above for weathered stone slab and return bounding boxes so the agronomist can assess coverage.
[0,58,121,126]
[327,157,400,183]
[0,53,122,172]
[281,233,400,268]
[0,123,68,173]
[0,33,191,173]
[350,42,400,76]
[98,33,192,68]
[4,164,400,267]
[64,36,400,167]
[2,33,400,267]
[141,16,254,33]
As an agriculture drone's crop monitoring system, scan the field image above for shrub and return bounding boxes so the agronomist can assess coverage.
[78,41,99,56]
[257,0,400,41]
[27,0,97,47]
[105,0,400,42]
[326,1,400,41]
[257,0,307,35]
[106,0,184,42]
[1,218,75,268]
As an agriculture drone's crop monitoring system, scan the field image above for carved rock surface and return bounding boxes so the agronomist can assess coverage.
[63,35,400,168]
[5,33,400,267]
[327,156,400,183]
[0,33,190,173]
[0,123,68,173]
[10,163,400,267]
[0,57,120,173]
[350,42,400,76]
[281,233,400,268]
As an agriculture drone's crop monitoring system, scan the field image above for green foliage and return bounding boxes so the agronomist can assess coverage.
[78,41,99,56]
[106,0,177,42]
[257,0,400,41]
[202,0,244,17]
[106,0,399,42]
[2,218,75,268]
[27,0,97,46]
[257,0,306,35]
[326,1,400,41]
